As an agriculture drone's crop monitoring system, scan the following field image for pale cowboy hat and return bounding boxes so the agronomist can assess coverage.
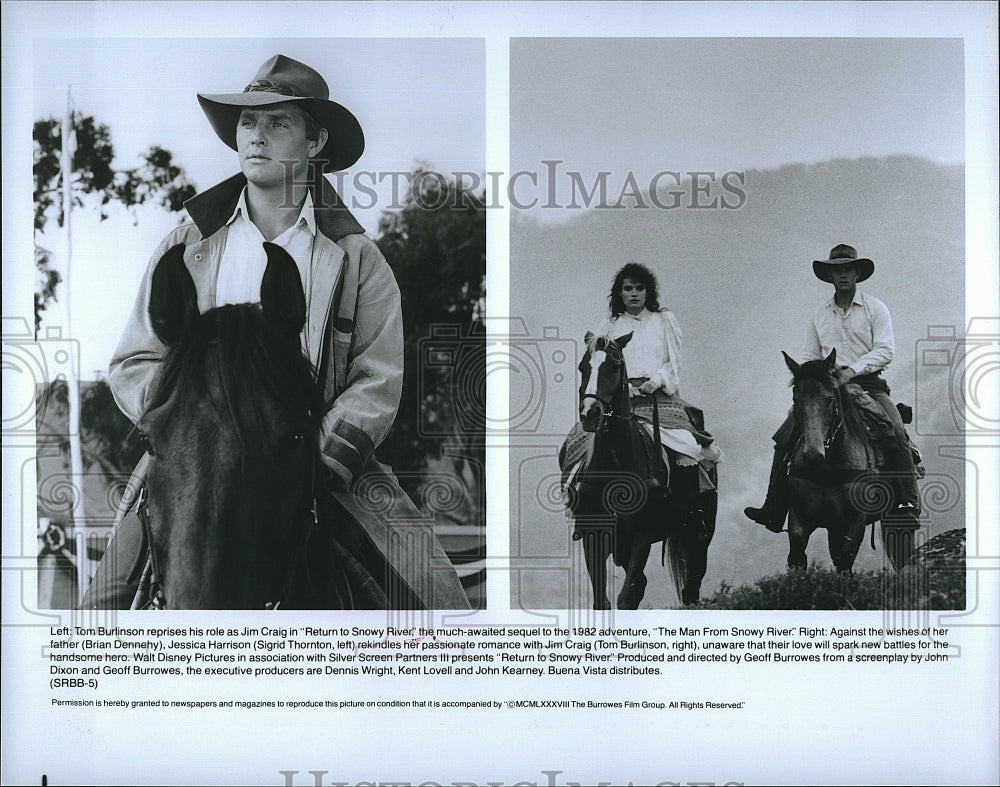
[812,243,875,283]
[197,54,365,172]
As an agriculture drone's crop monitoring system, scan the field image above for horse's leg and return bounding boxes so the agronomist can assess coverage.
[822,487,867,573]
[680,489,716,605]
[786,504,811,571]
[674,519,707,605]
[580,524,612,610]
[881,512,918,573]
[827,524,862,574]
[616,522,650,610]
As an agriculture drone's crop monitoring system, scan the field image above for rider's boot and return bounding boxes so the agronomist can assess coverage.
[743,484,787,533]
[744,447,789,533]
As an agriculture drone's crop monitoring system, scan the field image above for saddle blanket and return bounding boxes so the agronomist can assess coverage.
[558,420,717,500]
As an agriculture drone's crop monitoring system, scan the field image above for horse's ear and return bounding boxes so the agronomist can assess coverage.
[781,351,799,375]
[616,332,634,350]
[584,331,594,346]
[149,244,198,346]
[824,348,837,368]
[260,242,306,337]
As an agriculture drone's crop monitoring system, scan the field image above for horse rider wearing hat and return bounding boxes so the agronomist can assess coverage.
[744,244,921,533]
[82,55,469,609]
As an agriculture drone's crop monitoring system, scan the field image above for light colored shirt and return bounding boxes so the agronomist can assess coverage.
[215,188,316,307]
[803,289,894,376]
[598,308,682,395]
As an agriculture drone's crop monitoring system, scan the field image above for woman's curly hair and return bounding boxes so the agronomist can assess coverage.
[609,262,661,316]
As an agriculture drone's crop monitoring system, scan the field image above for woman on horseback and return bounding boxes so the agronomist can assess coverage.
[595,262,721,535]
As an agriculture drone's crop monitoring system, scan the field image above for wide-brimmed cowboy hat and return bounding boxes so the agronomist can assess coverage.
[812,244,874,283]
[197,54,364,172]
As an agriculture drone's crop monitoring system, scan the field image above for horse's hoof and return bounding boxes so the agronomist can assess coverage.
[681,586,700,606]
[616,577,647,610]
[593,598,612,610]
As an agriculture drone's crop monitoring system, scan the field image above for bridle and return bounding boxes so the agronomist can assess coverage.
[824,384,845,450]
[132,432,321,611]
[792,376,845,454]
[580,340,631,424]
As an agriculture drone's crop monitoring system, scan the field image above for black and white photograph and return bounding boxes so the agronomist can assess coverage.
[2,2,997,786]
[25,38,486,612]
[509,36,971,612]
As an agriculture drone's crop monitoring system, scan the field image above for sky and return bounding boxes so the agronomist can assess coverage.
[25,36,485,376]
[510,37,965,221]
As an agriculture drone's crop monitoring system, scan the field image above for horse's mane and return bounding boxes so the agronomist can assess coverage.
[144,304,323,455]
[788,357,835,386]
[585,333,621,355]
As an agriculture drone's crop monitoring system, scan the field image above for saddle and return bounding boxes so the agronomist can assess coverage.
[559,413,669,517]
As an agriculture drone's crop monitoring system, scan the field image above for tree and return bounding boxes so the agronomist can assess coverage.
[38,379,145,478]
[32,111,197,333]
[376,170,486,527]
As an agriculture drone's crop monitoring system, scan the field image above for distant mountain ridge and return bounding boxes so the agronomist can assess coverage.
[511,154,967,602]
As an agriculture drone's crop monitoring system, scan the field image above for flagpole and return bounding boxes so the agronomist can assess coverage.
[61,85,88,602]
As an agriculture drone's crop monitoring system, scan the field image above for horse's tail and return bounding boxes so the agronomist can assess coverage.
[663,535,687,604]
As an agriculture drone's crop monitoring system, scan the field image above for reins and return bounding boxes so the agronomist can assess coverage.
[824,383,845,450]
[588,340,668,486]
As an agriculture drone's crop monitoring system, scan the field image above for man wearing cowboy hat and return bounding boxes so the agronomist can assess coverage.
[744,244,920,532]
[82,55,468,609]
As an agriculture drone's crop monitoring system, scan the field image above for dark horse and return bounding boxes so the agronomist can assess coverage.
[134,243,398,609]
[784,349,918,573]
[561,333,717,609]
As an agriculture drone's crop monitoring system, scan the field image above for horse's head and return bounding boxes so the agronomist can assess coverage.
[784,349,842,468]
[579,331,632,432]
[139,243,321,609]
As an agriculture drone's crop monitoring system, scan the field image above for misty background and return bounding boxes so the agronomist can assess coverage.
[507,38,967,607]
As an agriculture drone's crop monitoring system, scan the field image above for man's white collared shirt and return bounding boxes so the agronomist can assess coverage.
[215,188,316,306]
[803,289,894,376]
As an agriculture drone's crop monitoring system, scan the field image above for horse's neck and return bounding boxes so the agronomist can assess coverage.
[591,414,631,468]
[612,361,631,417]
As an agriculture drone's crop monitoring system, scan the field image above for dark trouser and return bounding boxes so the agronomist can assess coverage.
[80,505,146,610]
[866,389,920,507]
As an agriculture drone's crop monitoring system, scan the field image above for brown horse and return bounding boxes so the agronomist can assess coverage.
[562,333,717,609]
[784,349,917,573]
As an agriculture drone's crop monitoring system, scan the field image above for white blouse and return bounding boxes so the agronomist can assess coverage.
[597,308,682,396]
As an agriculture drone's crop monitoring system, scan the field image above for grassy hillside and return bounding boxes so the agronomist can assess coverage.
[697,529,965,610]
